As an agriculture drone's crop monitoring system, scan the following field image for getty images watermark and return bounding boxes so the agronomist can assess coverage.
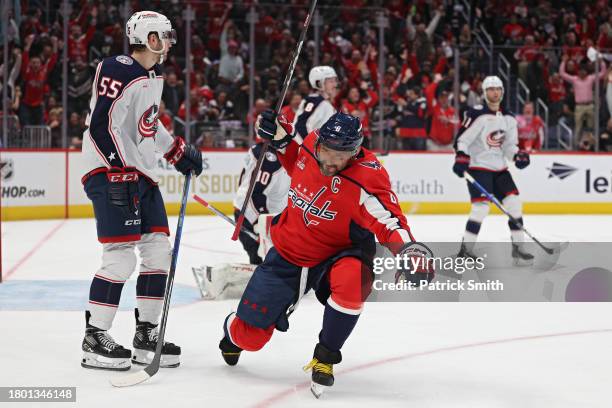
[371,242,504,293]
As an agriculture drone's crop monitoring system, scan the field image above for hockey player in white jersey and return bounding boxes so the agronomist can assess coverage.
[233,142,290,264]
[80,11,203,371]
[294,66,338,139]
[452,76,533,264]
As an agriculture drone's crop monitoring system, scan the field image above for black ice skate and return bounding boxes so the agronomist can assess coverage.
[512,243,534,266]
[81,311,131,371]
[303,343,342,398]
[132,309,181,368]
[457,240,478,260]
[219,336,242,366]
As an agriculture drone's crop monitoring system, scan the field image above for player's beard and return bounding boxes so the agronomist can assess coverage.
[319,163,339,176]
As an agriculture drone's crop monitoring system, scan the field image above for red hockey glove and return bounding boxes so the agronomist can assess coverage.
[164,137,203,176]
[257,109,294,149]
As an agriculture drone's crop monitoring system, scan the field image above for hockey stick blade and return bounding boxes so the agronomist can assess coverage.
[110,369,151,388]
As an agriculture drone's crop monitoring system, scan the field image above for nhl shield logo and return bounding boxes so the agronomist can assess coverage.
[138,104,159,138]
[0,159,14,181]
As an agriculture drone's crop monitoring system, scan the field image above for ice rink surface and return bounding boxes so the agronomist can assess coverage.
[2,214,612,407]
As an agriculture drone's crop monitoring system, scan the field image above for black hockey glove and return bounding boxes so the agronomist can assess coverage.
[394,243,435,287]
[452,151,470,177]
[257,109,294,150]
[106,167,140,217]
[514,150,530,169]
[165,137,203,176]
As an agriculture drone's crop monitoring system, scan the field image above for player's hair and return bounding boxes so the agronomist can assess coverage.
[129,32,160,53]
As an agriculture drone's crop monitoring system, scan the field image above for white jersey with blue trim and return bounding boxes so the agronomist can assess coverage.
[81,54,175,182]
[454,104,519,171]
[233,143,290,224]
[293,93,336,139]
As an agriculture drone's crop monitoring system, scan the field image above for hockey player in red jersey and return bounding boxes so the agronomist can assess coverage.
[219,111,433,397]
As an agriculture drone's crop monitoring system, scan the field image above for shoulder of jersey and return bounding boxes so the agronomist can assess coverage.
[301,130,318,152]
[305,94,325,104]
[342,148,385,183]
[251,142,279,161]
[465,105,485,119]
[500,108,516,118]
[99,55,149,83]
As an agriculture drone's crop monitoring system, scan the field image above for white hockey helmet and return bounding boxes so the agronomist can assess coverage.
[482,75,504,103]
[126,11,176,61]
[309,66,338,90]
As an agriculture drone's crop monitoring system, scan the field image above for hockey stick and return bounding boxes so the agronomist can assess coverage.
[110,173,192,388]
[464,173,567,255]
[231,0,318,241]
[193,194,259,240]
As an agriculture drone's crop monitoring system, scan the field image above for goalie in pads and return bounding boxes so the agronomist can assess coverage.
[192,213,276,299]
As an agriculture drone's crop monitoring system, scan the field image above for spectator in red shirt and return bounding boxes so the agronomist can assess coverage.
[281,93,302,124]
[514,35,540,82]
[546,73,567,122]
[68,21,96,61]
[427,90,458,151]
[19,35,58,126]
[341,84,378,148]
[502,15,525,43]
[562,32,584,63]
[516,102,545,151]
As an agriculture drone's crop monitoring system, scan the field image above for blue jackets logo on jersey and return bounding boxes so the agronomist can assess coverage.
[486,130,505,148]
[288,185,337,227]
[138,104,159,138]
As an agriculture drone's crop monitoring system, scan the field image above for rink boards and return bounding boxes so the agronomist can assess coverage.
[1,149,611,220]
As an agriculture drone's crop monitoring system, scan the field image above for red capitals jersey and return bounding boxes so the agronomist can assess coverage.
[271,131,414,267]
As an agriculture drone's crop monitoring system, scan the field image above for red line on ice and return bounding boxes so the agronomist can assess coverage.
[4,220,66,280]
[252,328,612,408]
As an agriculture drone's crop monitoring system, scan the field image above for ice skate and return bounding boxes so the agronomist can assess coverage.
[132,309,181,368]
[81,311,131,371]
[512,242,534,266]
[457,240,478,260]
[219,336,242,366]
[303,343,341,398]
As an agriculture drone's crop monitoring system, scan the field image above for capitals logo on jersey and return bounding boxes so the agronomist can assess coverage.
[359,161,382,170]
[486,130,505,148]
[288,184,337,227]
[138,104,159,138]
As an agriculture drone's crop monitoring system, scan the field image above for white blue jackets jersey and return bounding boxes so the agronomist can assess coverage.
[82,55,174,182]
[293,93,336,138]
[233,143,290,224]
[454,105,519,171]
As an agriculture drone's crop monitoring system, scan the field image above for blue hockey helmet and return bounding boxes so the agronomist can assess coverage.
[318,112,363,153]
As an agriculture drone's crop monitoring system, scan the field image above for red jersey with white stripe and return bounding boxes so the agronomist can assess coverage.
[270,131,414,267]
[81,55,174,182]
